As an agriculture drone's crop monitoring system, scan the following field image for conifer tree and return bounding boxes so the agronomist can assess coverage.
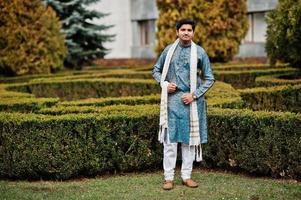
[266,0,301,68]
[45,0,114,69]
[0,0,67,76]
[156,0,248,62]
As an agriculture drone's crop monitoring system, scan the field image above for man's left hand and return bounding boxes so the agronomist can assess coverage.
[181,93,194,105]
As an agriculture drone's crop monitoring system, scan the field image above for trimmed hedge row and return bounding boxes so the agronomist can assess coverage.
[0,73,73,84]
[214,68,298,88]
[205,82,243,108]
[0,97,59,112]
[206,108,301,179]
[0,85,33,98]
[0,81,240,114]
[255,72,301,87]
[238,84,301,113]
[212,63,288,71]
[0,106,161,180]
[6,78,160,100]
[125,63,289,72]
[0,106,300,180]
[59,94,160,107]
[38,104,156,115]
[56,81,239,107]
[30,70,153,82]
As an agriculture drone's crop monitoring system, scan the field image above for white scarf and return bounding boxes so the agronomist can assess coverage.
[158,39,202,161]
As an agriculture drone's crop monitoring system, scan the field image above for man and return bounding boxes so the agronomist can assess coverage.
[152,19,215,190]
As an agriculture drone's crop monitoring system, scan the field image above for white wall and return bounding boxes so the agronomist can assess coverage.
[244,12,267,43]
[91,0,132,58]
[253,12,267,42]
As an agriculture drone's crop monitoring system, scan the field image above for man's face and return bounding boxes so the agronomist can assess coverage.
[176,24,194,43]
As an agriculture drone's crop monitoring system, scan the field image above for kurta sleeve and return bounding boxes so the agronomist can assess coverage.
[152,46,170,84]
[193,48,215,98]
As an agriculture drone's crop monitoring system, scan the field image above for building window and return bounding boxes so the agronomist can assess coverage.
[138,20,150,46]
[244,12,267,43]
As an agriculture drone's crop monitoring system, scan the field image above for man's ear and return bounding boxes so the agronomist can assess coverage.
[176,30,179,36]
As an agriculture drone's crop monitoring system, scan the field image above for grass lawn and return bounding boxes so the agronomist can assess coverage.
[0,169,300,200]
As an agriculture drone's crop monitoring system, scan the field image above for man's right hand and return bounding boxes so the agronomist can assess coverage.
[168,82,177,93]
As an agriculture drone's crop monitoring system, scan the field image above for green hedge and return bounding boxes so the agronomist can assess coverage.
[0,106,161,180]
[38,104,156,115]
[205,82,243,108]
[59,94,161,107]
[30,70,153,82]
[0,106,300,180]
[239,84,301,113]
[214,68,297,88]
[6,78,160,100]
[0,70,98,84]
[255,72,301,87]
[212,63,288,71]
[55,81,239,107]
[0,97,59,112]
[205,108,301,179]
[0,81,239,114]
[0,85,33,98]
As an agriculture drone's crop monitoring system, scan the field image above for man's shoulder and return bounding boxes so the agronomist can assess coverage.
[159,44,173,56]
[164,44,173,51]
[196,44,206,54]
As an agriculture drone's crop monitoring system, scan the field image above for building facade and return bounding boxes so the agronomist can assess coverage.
[237,0,279,58]
[93,0,278,59]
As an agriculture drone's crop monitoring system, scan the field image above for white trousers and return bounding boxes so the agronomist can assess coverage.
[163,142,195,181]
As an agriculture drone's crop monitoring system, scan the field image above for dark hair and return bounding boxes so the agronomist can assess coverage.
[176,19,196,31]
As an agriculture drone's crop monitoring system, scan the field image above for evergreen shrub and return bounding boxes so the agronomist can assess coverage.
[6,78,160,100]
[0,107,300,180]
[255,72,301,87]
[0,97,59,112]
[266,0,301,68]
[45,0,114,69]
[214,68,297,88]
[0,0,67,76]
[238,84,301,112]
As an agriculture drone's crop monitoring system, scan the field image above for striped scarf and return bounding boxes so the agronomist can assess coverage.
[158,39,202,161]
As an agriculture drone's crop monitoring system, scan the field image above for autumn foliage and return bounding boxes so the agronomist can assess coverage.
[0,0,67,76]
[156,0,248,62]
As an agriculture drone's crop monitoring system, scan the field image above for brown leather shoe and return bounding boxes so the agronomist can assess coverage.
[163,180,174,190]
[182,179,198,188]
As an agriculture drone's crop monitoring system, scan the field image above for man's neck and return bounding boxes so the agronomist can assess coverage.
[179,40,192,47]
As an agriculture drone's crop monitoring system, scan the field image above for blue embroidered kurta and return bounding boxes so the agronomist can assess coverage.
[152,43,215,144]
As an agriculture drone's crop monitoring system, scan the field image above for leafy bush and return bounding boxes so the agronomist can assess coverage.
[266,0,301,68]
[0,0,67,76]
[156,0,248,62]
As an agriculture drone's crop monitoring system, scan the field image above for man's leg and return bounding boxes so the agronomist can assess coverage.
[181,143,195,180]
[181,143,198,188]
[163,142,178,181]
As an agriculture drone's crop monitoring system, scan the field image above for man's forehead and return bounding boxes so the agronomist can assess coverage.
[179,24,193,29]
